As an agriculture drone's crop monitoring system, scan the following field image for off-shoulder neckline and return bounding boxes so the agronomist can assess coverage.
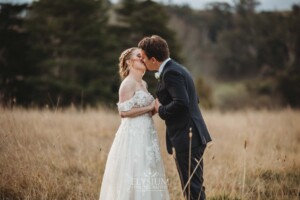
[134,89,148,94]
[117,90,150,105]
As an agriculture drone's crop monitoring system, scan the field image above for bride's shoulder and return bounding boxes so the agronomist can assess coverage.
[119,77,135,91]
[119,77,135,102]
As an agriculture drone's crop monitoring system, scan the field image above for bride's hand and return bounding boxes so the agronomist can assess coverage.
[146,100,155,116]
[148,100,155,111]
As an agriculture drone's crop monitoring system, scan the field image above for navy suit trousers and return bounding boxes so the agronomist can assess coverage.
[176,145,207,200]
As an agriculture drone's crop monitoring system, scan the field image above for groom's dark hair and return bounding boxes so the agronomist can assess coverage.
[138,35,170,62]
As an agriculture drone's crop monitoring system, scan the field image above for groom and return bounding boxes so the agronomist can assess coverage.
[138,35,212,200]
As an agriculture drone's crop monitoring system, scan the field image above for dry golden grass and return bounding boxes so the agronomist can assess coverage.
[0,107,299,200]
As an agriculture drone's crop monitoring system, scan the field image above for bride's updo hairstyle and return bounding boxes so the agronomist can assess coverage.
[119,47,138,79]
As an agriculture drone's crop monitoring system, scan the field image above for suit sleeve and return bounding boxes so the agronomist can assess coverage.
[158,70,189,120]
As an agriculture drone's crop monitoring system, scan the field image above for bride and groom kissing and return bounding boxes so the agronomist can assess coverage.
[99,35,212,200]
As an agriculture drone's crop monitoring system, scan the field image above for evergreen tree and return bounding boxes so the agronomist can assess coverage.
[215,0,260,79]
[132,0,182,62]
[110,0,139,55]
[0,3,40,107]
[112,0,183,94]
[206,2,233,42]
[26,0,115,107]
[234,0,260,15]
[114,0,182,60]
[278,5,300,107]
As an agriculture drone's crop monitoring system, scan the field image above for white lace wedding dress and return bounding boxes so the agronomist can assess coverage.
[99,90,170,200]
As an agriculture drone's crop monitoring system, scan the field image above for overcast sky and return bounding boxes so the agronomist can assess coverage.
[1,0,299,11]
[154,0,300,10]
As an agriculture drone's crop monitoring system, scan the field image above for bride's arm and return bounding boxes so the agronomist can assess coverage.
[118,79,154,118]
[119,100,154,118]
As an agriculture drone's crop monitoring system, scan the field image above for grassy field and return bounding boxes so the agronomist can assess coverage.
[0,107,299,200]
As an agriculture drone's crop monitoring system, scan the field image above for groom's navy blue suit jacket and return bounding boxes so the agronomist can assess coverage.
[156,59,212,154]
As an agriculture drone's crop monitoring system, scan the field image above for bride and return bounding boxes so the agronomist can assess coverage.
[99,47,170,200]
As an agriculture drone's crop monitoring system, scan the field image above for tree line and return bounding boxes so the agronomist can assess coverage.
[167,0,300,108]
[1,0,299,109]
[0,0,181,108]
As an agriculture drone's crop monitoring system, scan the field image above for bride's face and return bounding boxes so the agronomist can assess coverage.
[129,49,146,72]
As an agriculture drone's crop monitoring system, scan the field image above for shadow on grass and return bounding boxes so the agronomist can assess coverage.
[209,194,240,200]
[254,168,300,199]
[0,187,22,200]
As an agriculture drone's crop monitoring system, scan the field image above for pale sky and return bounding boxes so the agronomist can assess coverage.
[155,0,300,10]
[1,0,300,11]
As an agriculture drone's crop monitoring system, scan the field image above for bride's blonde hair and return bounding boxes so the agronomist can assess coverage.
[119,47,138,79]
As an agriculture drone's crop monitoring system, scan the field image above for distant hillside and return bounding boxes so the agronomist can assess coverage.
[162,3,300,109]
[165,6,218,80]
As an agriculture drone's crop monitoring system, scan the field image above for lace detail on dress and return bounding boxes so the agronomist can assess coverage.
[145,130,161,164]
[117,100,134,112]
[117,90,154,112]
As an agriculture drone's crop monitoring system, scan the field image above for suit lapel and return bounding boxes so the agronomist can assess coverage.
[155,59,173,97]
[156,81,161,96]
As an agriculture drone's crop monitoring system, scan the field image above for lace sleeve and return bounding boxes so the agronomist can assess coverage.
[117,99,135,112]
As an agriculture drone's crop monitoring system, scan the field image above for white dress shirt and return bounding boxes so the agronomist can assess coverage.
[158,58,171,74]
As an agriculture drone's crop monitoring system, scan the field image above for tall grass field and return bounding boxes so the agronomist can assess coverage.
[0,107,299,200]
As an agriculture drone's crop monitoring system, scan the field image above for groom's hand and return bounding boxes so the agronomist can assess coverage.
[154,98,161,114]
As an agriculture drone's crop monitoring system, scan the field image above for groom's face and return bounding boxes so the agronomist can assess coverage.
[141,50,157,71]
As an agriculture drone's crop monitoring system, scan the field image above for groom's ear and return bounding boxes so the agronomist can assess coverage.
[150,57,157,64]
